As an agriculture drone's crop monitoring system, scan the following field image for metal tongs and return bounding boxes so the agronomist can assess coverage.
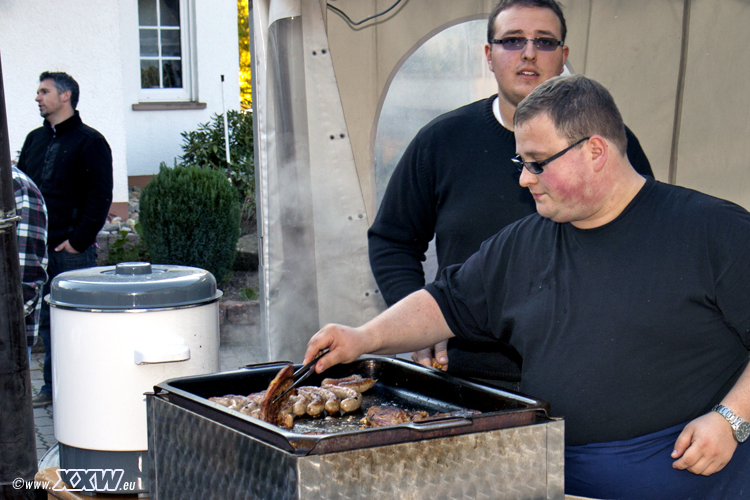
[272,348,329,403]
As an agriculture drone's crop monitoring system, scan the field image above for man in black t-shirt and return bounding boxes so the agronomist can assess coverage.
[307,75,750,499]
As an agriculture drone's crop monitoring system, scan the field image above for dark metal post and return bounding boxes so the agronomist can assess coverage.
[0,51,39,499]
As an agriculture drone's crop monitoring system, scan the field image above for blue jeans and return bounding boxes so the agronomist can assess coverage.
[39,244,97,396]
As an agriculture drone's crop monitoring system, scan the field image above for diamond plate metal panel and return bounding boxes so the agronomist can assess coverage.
[148,397,299,500]
[546,419,565,499]
[298,424,558,500]
[148,396,564,500]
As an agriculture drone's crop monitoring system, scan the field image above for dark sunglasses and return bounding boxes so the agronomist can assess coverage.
[512,137,590,174]
[490,36,563,52]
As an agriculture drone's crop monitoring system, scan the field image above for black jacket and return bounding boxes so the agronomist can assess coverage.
[18,112,113,251]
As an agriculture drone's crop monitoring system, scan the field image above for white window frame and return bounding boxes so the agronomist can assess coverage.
[137,0,196,102]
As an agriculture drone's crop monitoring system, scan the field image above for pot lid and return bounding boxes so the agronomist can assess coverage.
[49,262,221,310]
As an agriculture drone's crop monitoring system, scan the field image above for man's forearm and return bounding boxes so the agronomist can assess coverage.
[363,289,454,355]
[305,290,455,371]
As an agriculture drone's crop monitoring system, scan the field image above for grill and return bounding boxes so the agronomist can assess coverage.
[147,357,564,500]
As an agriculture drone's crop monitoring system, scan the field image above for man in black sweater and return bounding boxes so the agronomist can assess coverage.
[18,71,113,407]
[367,0,653,387]
[308,75,750,499]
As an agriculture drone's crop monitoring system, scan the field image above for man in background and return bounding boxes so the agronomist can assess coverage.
[368,0,653,389]
[18,71,113,407]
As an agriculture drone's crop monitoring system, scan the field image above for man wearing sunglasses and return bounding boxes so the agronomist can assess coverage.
[309,74,750,499]
[368,0,654,389]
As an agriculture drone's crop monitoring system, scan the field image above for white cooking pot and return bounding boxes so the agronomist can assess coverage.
[48,262,221,493]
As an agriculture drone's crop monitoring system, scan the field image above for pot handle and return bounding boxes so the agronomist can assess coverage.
[134,344,191,365]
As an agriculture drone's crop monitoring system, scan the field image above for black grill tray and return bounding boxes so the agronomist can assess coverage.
[152,356,552,456]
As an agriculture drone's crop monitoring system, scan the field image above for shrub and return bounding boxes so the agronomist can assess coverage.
[179,110,255,222]
[139,164,241,282]
[107,222,149,265]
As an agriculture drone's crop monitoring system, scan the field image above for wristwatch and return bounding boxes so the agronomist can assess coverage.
[712,404,750,443]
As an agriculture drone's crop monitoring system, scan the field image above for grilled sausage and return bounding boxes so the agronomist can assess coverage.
[208,395,248,411]
[246,391,266,408]
[335,378,377,394]
[300,386,340,414]
[321,374,377,394]
[277,398,295,429]
[322,384,362,412]
[239,400,260,416]
[298,388,325,417]
[321,374,362,386]
[290,393,309,416]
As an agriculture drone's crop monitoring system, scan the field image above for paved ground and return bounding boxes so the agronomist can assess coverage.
[30,343,266,465]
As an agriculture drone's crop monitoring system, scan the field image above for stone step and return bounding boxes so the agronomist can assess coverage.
[233,232,259,271]
[219,300,261,347]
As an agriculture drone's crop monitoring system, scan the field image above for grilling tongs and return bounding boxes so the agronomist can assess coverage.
[272,348,329,403]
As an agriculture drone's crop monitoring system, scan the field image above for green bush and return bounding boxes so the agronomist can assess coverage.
[107,222,149,265]
[179,110,255,221]
[139,164,241,282]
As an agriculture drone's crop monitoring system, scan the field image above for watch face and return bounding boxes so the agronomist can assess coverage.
[736,421,750,443]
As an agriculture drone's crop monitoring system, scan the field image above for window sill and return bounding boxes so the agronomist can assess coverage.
[132,101,207,111]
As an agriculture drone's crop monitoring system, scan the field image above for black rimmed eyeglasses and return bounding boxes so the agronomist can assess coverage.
[490,37,563,52]
[512,137,590,174]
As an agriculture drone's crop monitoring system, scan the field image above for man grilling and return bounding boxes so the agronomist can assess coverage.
[304,75,750,499]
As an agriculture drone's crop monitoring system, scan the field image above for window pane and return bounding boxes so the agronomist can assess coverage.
[162,60,182,88]
[138,0,157,26]
[141,60,160,88]
[139,29,159,57]
[161,29,181,57]
[160,0,180,27]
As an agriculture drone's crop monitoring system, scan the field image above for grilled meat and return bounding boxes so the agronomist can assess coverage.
[322,374,377,393]
[299,386,340,414]
[360,406,411,427]
[290,393,309,416]
[360,405,481,427]
[208,395,247,411]
[297,387,325,417]
[322,384,362,412]
[211,372,378,428]
[259,364,296,428]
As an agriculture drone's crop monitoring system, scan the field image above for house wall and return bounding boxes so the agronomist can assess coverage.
[120,0,242,179]
[0,0,241,219]
[0,0,129,212]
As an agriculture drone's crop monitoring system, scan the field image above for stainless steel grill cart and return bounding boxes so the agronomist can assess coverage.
[147,357,564,500]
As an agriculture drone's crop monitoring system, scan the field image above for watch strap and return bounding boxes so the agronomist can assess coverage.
[712,404,749,442]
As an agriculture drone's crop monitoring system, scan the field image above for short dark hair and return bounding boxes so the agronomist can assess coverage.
[487,0,567,44]
[39,71,80,110]
[514,74,628,155]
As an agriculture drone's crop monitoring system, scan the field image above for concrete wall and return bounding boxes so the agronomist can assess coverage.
[0,0,241,213]
[324,0,750,213]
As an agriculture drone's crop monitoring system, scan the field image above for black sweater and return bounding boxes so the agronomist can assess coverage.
[18,112,113,251]
[368,96,653,381]
[426,179,750,445]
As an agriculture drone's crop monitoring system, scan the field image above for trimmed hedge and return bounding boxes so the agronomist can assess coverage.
[139,164,241,282]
